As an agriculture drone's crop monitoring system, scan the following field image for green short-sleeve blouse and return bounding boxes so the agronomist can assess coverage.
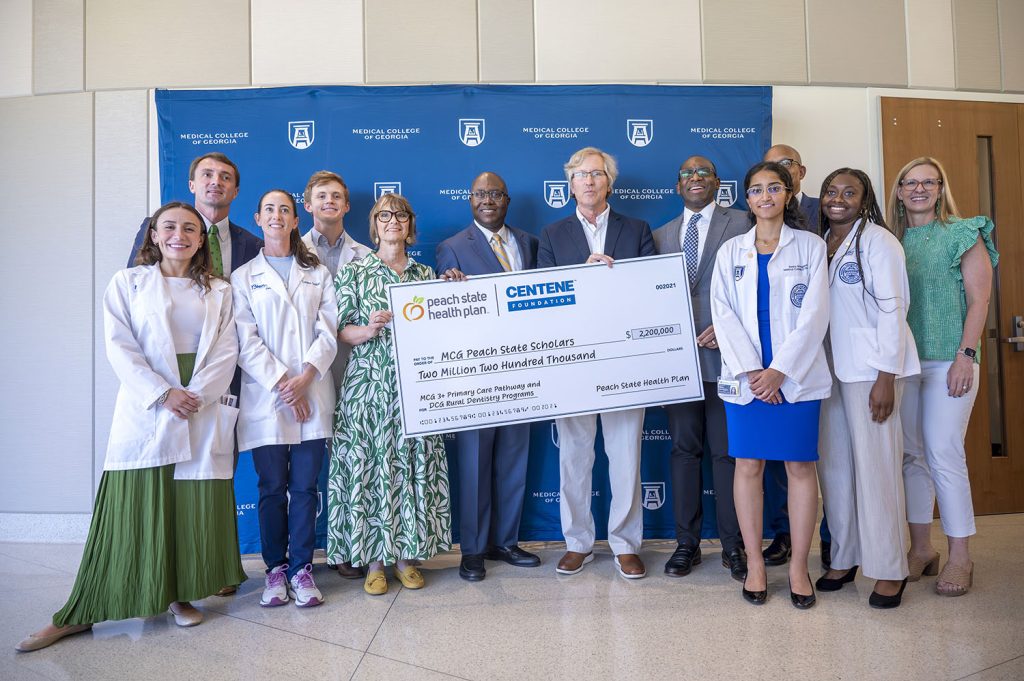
[903,215,999,362]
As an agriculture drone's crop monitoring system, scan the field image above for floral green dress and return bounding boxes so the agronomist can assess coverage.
[327,252,451,566]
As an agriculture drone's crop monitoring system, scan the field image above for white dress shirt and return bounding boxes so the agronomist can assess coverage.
[576,205,610,255]
[474,222,522,271]
[678,202,717,265]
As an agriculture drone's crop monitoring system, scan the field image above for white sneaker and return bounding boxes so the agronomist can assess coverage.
[260,564,290,607]
[289,564,324,607]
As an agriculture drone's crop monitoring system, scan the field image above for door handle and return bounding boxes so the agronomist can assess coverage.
[1008,316,1024,351]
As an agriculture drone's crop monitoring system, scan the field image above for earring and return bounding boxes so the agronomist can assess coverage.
[935,196,942,214]
[406,235,415,245]
[897,201,905,216]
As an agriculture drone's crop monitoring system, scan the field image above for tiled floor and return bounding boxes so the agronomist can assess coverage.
[3,515,1023,681]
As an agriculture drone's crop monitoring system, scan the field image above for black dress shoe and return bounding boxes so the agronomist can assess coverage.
[742,575,768,605]
[815,565,858,592]
[485,545,541,567]
[721,547,748,582]
[869,578,908,609]
[664,544,702,577]
[459,554,486,581]
[762,533,792,566]
[790,574,817,610]
[820,540,832,569]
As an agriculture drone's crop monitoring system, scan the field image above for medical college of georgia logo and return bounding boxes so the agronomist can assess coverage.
[716,180,738,207]
[839,261,862,284]
[641,482,665,510]
[627,119,654,147]
[288,121,315,150]
[403,296,425,321]
[544,181,570,209]
[790,283,808,308]
[459,118,486,147]
[374,182,403,200]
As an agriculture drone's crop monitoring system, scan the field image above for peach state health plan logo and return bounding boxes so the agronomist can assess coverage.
[403,297,425,321]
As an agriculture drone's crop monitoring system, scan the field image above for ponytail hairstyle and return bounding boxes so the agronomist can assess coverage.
[255,189,321,270]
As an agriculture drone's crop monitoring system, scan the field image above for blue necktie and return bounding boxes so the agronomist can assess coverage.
[683,212,700,287]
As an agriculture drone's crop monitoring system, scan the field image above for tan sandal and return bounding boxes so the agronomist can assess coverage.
[907,550,940,582]
[935,561,973,597]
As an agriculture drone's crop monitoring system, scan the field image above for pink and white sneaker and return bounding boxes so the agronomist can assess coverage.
[260,564,290,607]
[288,564,324,608]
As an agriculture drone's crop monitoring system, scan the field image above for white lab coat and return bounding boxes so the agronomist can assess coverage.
[826,220,921,383]
[710,224,831,405]
[231,251,338,450]
[301,229,372,389]
[103,265,239,478]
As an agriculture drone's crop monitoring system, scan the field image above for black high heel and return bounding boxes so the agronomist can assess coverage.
[815,565,858,592]
[790,574,816,609]
[869,577,908,609]
[742,574,768,605]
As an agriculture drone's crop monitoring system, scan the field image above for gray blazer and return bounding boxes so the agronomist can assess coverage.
[654,205,749,382]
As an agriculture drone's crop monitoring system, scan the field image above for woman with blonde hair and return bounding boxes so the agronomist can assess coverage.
[887,157,998,596]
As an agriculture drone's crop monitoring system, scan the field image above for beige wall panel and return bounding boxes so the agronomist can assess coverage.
[479,0,535,82]
[251,0,364,85]
[535,0,701,82]
[365,0,478,83]
[702,0,807,84]
[906,0,956,89]
[0,0,33,98]
[999,0,1024,92]
[772,86,873,201]
[953,0,1002,91]
[94,90,149,486]
[85,0,251,90]
[34,0,85,94]
[807,0,907,86]
[0,93,94,513]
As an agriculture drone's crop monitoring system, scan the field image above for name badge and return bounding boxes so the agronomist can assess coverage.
[717,378,740,397]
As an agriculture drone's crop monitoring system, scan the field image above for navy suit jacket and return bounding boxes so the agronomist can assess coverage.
[435,224,539,275]
[127,216,264,272]
[538,209,655,268]
[799,194,821,236]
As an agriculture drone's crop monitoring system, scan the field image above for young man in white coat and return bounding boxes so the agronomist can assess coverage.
[653,156,749,581]
[300,170,371,580]
[435,171,542,581]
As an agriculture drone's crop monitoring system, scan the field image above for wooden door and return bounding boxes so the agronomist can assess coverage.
[881,97,1024,515]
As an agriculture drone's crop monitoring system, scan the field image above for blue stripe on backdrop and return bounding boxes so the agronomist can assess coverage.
[157,84,778,554]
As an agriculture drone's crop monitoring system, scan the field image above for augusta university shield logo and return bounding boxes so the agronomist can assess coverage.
[459,118,486,147]
[717,180,738,207]
[288,121,315,150]
[641,482,666,510]
[374,182,402,200]
[544,181,570,209]
[627,119,654,147]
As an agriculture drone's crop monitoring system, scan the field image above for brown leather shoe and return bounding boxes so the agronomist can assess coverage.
[215,585,237,597]
[556,551,594,575]
[335,561,365,579]
[614,553,646,579]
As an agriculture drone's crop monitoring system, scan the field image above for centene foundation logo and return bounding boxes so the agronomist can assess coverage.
[402,296,425,321]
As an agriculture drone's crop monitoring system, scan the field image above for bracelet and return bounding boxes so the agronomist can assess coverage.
[156,389,171,406]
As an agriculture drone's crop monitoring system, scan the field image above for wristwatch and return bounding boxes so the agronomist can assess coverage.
[959,347,977,360]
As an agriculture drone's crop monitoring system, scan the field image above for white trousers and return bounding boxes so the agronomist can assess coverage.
[818,379,908,580]
[557,408,645,555]
[902,360,979,538]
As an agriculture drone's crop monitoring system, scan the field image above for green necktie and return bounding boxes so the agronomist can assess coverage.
[209,224,224,276]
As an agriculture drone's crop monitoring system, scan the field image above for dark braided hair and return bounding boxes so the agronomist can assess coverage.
[819,168,897,312]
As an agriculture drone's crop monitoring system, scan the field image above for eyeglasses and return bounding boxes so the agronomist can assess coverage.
[679,167,715,180]
[774,158,800,168]
[570,170,608,180]
[899,178,942,191]
[746,184,787,197]
[470,190,507,201]
[376,210,411,223]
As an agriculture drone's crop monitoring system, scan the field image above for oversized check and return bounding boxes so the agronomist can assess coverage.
[387,253,704,436]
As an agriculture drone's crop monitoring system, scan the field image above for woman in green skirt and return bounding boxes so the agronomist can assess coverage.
[16,202,246,652]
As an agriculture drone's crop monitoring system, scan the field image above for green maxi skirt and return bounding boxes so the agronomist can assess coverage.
[53,353,246,627]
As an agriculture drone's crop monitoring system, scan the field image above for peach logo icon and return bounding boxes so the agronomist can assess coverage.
[403,296,425,321]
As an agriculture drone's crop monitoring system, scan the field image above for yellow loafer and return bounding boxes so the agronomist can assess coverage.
[395,565,425,590]
[364,570,388,595]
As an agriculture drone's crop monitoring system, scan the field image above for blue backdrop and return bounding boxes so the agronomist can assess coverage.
[156,84,774,554]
